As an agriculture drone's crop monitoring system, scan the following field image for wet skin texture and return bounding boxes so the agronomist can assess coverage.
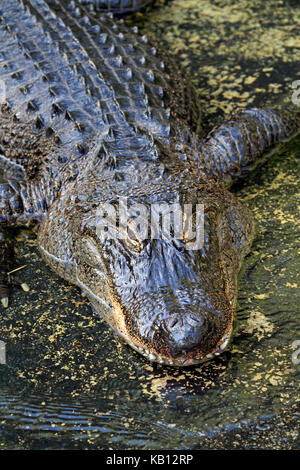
[0,0,299,366]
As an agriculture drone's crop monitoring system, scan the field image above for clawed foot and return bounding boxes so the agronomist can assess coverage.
[0,230,29,308]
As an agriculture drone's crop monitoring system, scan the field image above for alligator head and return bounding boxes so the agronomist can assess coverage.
[73,180,254,366]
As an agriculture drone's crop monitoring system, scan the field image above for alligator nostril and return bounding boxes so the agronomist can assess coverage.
[158,313,209,357]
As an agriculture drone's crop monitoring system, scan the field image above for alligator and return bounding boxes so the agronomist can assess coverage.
[0,0,298,366]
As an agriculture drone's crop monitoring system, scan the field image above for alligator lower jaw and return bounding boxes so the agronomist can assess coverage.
[118,328,232,367]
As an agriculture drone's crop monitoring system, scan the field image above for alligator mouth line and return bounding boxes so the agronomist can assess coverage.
[78,286,232,367]
[117,325,232,367]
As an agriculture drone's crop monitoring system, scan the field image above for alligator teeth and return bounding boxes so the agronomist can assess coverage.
[123,327,232,366]
[219,338,229,350]
[218,330,231,351]
[1,297,8,308]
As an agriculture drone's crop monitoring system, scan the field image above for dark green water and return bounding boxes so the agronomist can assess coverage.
[0,0,299,449]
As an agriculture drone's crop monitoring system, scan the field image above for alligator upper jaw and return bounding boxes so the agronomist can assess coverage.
[117,327,232,367]
[111,295,234,366]
[81,287,233,366]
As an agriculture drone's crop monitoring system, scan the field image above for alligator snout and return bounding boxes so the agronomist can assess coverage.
[112,283,234,366]
[146,295,233,365]
[156,311,220,358]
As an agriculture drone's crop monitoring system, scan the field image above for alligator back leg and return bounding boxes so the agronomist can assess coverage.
[197,107,299,183]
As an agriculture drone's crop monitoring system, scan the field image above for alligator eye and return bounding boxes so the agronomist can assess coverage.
[124,218,144,252]
[79,237,104,268]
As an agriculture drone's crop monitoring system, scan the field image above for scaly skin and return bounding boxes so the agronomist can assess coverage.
[0,0,299,366]
[78,0,155,14]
